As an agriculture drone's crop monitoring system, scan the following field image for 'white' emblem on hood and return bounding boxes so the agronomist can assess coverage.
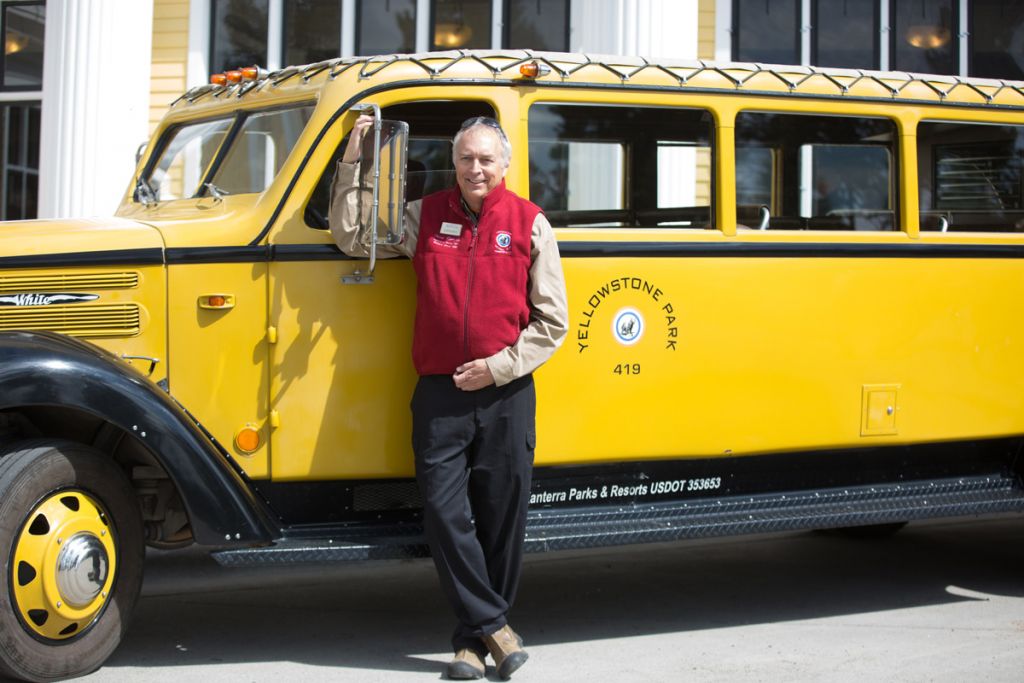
[0,293,100,307]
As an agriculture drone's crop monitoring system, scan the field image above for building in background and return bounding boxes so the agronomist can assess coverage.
[0,1,44,221]
[722,0,1023,78]
[2,0,1021,221]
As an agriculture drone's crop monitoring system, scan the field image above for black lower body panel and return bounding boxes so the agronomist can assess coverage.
[212,470,1024,566]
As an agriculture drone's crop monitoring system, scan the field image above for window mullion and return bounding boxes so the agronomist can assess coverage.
[415,0,429,52]
[491,0,502,49]
[1,107,8,220]
[341,0,354,57]
[800,0,810,66]
[879,0,889,70]
[957,0,967,76]
[267,0,283,70]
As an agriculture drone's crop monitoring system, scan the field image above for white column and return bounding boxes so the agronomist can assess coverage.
[570,0,619,53]
[38,0,154,219]
[571,0,697,58]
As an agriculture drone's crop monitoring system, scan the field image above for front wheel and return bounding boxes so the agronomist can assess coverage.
[0,441,144,682]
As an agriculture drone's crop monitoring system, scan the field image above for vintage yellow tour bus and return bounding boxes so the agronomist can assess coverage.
[1,49,1023,680]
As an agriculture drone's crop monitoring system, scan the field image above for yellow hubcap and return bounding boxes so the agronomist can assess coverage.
[11,490,117,640]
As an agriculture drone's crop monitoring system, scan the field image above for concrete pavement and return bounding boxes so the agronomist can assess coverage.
[77,515,1024,682]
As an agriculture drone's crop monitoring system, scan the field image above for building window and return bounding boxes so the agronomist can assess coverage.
[970,0,1024,80]
[733,0,799,64]
[505,0,570,52]
[1,102,40,220]
[210,0,269,74]
[812,0,878,69]
[205,1,585,69]
[0,0,42,220]
[284,0,342,66]
[432,0,491,50]
[1,1,44,89]
[356,0,416,55]
[892,0,957,75]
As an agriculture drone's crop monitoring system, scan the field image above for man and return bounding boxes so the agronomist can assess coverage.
[329,114,568,680]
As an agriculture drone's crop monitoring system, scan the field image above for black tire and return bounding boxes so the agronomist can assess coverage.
[0,441,144,682]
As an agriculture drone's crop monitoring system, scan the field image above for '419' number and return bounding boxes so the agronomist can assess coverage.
[613,363,640,375]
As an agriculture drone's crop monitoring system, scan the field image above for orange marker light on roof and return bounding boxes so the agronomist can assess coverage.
[210,73,227,86]
[241,66,260,81]
[225,70,243,84]
[519,61,551,79]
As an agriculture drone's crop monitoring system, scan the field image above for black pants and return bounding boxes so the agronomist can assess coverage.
[411,374,536,655]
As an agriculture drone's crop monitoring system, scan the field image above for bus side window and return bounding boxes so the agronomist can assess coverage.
[527,103,714,229]
[735,112,898,231]
[304,100,495,230]
[917,121,1024,233]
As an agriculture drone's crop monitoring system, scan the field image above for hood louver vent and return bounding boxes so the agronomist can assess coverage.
[0,272,140,293]
[0,303,142,338]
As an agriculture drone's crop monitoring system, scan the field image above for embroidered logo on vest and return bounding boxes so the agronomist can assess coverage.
[494,231,512,253]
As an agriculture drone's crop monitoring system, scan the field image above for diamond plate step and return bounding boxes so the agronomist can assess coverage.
[211,473,1024,566]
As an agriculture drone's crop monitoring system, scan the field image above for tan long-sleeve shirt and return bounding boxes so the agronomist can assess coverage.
[328,161,568,386]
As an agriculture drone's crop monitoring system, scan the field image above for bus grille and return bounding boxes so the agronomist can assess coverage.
[0,272,140,293]
[0,303,142,337]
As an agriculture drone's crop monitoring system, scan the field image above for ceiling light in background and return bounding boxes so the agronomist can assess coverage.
[905,24,951,49]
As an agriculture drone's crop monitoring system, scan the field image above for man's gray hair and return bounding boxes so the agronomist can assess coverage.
[453,117,512,168]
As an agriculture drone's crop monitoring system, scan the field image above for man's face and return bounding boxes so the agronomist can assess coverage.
[454,126,507,212]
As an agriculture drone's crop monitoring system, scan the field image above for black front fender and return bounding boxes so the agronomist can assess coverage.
[0,331,277,545]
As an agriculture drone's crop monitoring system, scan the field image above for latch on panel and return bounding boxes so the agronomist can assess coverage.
[861,384,900,436]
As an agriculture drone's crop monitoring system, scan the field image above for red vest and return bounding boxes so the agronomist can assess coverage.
[412,181,538,376]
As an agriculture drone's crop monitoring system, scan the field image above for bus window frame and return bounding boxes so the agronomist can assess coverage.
[915,117,1024,236]
[523,96,718,233]
[140,100,318,206]
[732,108,902,235]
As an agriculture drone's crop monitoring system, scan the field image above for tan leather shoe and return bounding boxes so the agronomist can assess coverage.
[507,626,524,648]
[446,648,485,680]
[483,625,529,679]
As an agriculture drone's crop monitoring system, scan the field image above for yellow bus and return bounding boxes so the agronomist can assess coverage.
[1,51,1023,680]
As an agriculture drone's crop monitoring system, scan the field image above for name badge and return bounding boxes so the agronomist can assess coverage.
[440,221,462,237]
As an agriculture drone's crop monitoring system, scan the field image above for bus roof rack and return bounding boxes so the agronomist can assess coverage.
[177,50,1024,109]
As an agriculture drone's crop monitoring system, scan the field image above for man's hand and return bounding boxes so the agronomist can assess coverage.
[453,359,495,391]
[342,114,374,164]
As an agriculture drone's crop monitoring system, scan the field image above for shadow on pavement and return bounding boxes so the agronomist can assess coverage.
[104,516,1024,675]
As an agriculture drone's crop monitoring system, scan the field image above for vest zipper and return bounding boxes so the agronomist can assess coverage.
[463,217,478,362]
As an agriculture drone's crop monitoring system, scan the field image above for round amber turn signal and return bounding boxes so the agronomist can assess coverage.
[234,426,261,454]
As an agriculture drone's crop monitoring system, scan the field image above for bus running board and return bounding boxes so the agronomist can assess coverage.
[211,473,1024,566]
